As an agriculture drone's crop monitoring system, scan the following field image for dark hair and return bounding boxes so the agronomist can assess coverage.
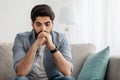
[31,4,55,22]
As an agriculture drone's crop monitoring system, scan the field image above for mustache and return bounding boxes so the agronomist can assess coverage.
[35,31,49,38]
[34,30,52,39]
[37,31,48,35]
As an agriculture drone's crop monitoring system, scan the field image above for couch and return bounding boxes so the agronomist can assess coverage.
[0,43,120,80]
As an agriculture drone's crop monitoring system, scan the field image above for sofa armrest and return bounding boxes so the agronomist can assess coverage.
[0,43,15,80]
[71,43,96,79]
[105,55,120,80]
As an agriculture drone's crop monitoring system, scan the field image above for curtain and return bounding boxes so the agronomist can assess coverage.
[71,0,120,54]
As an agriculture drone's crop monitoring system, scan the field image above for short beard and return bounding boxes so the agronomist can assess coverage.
[34,30,41,39]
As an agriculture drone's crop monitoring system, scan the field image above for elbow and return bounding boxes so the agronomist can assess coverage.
[16,71,26,77]
[16,69,27,76]
[62,64,72,76]
[63,70,72,76]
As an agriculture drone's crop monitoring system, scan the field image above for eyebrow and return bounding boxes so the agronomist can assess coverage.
[45,21,51,24]
[35,22,41,24]
[35,21,51,24]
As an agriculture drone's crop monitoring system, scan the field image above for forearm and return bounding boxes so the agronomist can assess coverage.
[41,32,72,75]
[16,42,38,76]
[52,51,72,76]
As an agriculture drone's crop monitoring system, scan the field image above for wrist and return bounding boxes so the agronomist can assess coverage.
[49,44,56,50]
[50,46,58,54]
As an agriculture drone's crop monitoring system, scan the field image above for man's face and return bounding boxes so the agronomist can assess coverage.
[32,16,53,36]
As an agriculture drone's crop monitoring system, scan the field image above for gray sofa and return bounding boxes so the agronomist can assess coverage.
[0,43,120,80]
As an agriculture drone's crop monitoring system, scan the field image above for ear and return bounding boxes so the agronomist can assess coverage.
[52,22,54,26]
[31,22,34,28]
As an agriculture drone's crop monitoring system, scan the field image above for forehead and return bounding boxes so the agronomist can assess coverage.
[35,16,52,23]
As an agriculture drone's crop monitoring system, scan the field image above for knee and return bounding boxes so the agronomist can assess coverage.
[62,76,75,80]
[14,76,29,80]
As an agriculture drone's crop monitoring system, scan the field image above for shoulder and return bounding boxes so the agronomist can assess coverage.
[15,30,34,43]
[52,30,68,46]
[16,31,32,38]
[52,30,65,39]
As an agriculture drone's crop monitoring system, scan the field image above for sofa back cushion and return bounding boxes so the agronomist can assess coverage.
[71,43,96,79]
[0,43,15,80]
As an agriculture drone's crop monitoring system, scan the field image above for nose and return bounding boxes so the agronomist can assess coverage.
[41,25,46,32]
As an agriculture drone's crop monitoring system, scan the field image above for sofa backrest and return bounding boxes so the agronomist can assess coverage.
[71,43,96,79]
[0,43,96,80]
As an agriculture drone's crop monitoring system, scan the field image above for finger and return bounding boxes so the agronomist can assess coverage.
[37,32,44,38]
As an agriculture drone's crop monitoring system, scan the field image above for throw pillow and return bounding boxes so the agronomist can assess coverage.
[77,46,110,80]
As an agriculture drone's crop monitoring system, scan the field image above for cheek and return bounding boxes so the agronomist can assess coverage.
[33,27,41,33]
[47,27,53,33]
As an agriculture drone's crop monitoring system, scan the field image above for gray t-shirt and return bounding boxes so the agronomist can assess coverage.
[32,45,48,80]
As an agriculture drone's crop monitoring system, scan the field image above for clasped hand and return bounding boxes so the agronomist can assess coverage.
[36,31,55,50]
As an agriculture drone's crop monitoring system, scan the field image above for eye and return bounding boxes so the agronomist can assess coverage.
[45,22,51,27]
[35,22,41,26]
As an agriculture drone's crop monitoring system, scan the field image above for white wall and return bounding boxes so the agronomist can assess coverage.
[0,0,34,42]
[0,0,74,42]
[1,0,120,54]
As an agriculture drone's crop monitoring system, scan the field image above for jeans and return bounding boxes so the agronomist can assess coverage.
[14,76,29,80]
[14,76,75,80]
[51,76,75,80]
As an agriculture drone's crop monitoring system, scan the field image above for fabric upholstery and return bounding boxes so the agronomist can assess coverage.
[71,43,96,79]
[77,46,109,80]
[0,43,120,80]
[105,55,120,80]
[0,43,15,80]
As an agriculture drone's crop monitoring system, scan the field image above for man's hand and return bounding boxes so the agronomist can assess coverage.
[37,31,55,50]
[35,32,46,48]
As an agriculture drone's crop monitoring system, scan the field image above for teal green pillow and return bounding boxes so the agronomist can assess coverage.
[77,46,110,80]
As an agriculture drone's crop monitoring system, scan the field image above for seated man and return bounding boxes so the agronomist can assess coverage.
[12,4,74,80]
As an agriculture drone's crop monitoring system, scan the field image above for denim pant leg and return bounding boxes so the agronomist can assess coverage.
[60,76,75,80]
[52,76,75,80]
[14,76,29,80]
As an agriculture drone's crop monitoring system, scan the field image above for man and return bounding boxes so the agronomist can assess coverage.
[13,4,74,80]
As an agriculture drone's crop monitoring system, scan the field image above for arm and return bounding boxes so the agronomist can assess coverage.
[44,32,72,76]
[15,41,38,76]
[52,49,72,76]
[13,35,46,76]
